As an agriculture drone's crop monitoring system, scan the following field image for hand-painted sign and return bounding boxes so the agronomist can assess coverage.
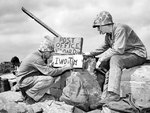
[54,37,83,54]
[52,55,83,68]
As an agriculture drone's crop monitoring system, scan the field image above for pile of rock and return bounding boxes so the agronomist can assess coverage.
[1,58,150,113]
[121,64,150,108]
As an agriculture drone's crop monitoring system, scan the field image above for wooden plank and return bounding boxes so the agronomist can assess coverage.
[52,55,83,68]
[54,37,83,54]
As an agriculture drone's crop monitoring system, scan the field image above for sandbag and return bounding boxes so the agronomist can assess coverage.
[60,70,102,111]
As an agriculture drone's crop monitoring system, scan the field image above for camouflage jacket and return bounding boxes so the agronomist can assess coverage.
[90,23,147,61]
[16,50,69,88]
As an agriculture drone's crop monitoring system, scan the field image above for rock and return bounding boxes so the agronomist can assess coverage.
[48,58,97,100]
[60,70,102,111]
[101,107,120,113]
[4,102,27,113]
[0,95,27,113]
[37,100,74,113]
[120,64,150,107]
[74,107,86,113]
[87,109,101,113]
[27,103,43,113]
[47,71,71,99]
[0,78,11,92]
[0,91,23,102]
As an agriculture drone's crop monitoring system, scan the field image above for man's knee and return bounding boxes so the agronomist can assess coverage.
[43,76,55,86]
[36,76,55,87]
[110,55,123,69]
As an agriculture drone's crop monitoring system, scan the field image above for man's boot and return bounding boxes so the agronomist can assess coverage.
[99,91,120,104]
[90,91,120,110]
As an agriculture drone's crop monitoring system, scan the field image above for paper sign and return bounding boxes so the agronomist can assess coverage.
[54,37,83,54]
[52,55,83,68]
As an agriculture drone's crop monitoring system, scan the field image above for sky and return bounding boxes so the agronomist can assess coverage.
[0,0,150,62]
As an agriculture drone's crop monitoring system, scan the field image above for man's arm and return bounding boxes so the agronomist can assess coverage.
[32,58,72,77]
[96,28,127,68]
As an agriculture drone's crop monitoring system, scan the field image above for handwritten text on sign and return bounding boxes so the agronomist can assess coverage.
[52,55,83,68]
[54,37,83,54]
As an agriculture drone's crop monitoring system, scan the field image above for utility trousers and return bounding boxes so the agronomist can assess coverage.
[101,53,146,99]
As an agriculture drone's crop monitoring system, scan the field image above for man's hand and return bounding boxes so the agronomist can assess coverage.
[83,52,91,56]
[48,62,54,67]
[63,63,74,70]
[83,52,92,59]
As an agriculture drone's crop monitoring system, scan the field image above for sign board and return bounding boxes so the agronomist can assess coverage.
[54,37,83,54]
[52,55,83,68]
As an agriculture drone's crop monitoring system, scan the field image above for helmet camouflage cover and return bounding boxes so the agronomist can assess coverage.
[93,11,113,28]
[39,36,54,52]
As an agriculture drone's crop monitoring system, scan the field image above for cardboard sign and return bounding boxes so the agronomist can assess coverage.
[52,55,83,68]
[54,37,83,54]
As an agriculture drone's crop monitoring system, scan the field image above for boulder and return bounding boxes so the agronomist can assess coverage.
[0,91,23,103]
[0,91,28,113]
[60,70,102,111]
[101,107,120,113]
[47,71,72,99]
[120,64,150,107]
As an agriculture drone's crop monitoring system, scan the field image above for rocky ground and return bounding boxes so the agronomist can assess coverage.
[1,60,150,113]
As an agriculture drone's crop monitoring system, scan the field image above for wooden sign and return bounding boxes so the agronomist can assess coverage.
[52,55,83,68]
[54,37,83,54]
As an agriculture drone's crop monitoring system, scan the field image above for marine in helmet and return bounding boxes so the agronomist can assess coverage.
[16,36,73,104]
[11,56,21,75]
[85,11,147,109]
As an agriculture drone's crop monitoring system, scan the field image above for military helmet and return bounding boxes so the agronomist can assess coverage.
[93,11,113,28]
[39,36,54,52]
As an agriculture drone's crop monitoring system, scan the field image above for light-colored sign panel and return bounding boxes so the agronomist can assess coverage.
[54,37,83,54]
[52,55,83,68]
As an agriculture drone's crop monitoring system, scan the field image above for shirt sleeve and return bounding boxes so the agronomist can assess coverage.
[113,28,127,54]
[32,58,70,77]
[98,28,127,61]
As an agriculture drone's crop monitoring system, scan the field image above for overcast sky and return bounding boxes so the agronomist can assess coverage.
[0,0,150,62]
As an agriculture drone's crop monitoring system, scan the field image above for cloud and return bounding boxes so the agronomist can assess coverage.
[0,0,21,17]
[0,40,38,62]
[0,0,52,36]
[45,0,92,9]
[0,0,150,63]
